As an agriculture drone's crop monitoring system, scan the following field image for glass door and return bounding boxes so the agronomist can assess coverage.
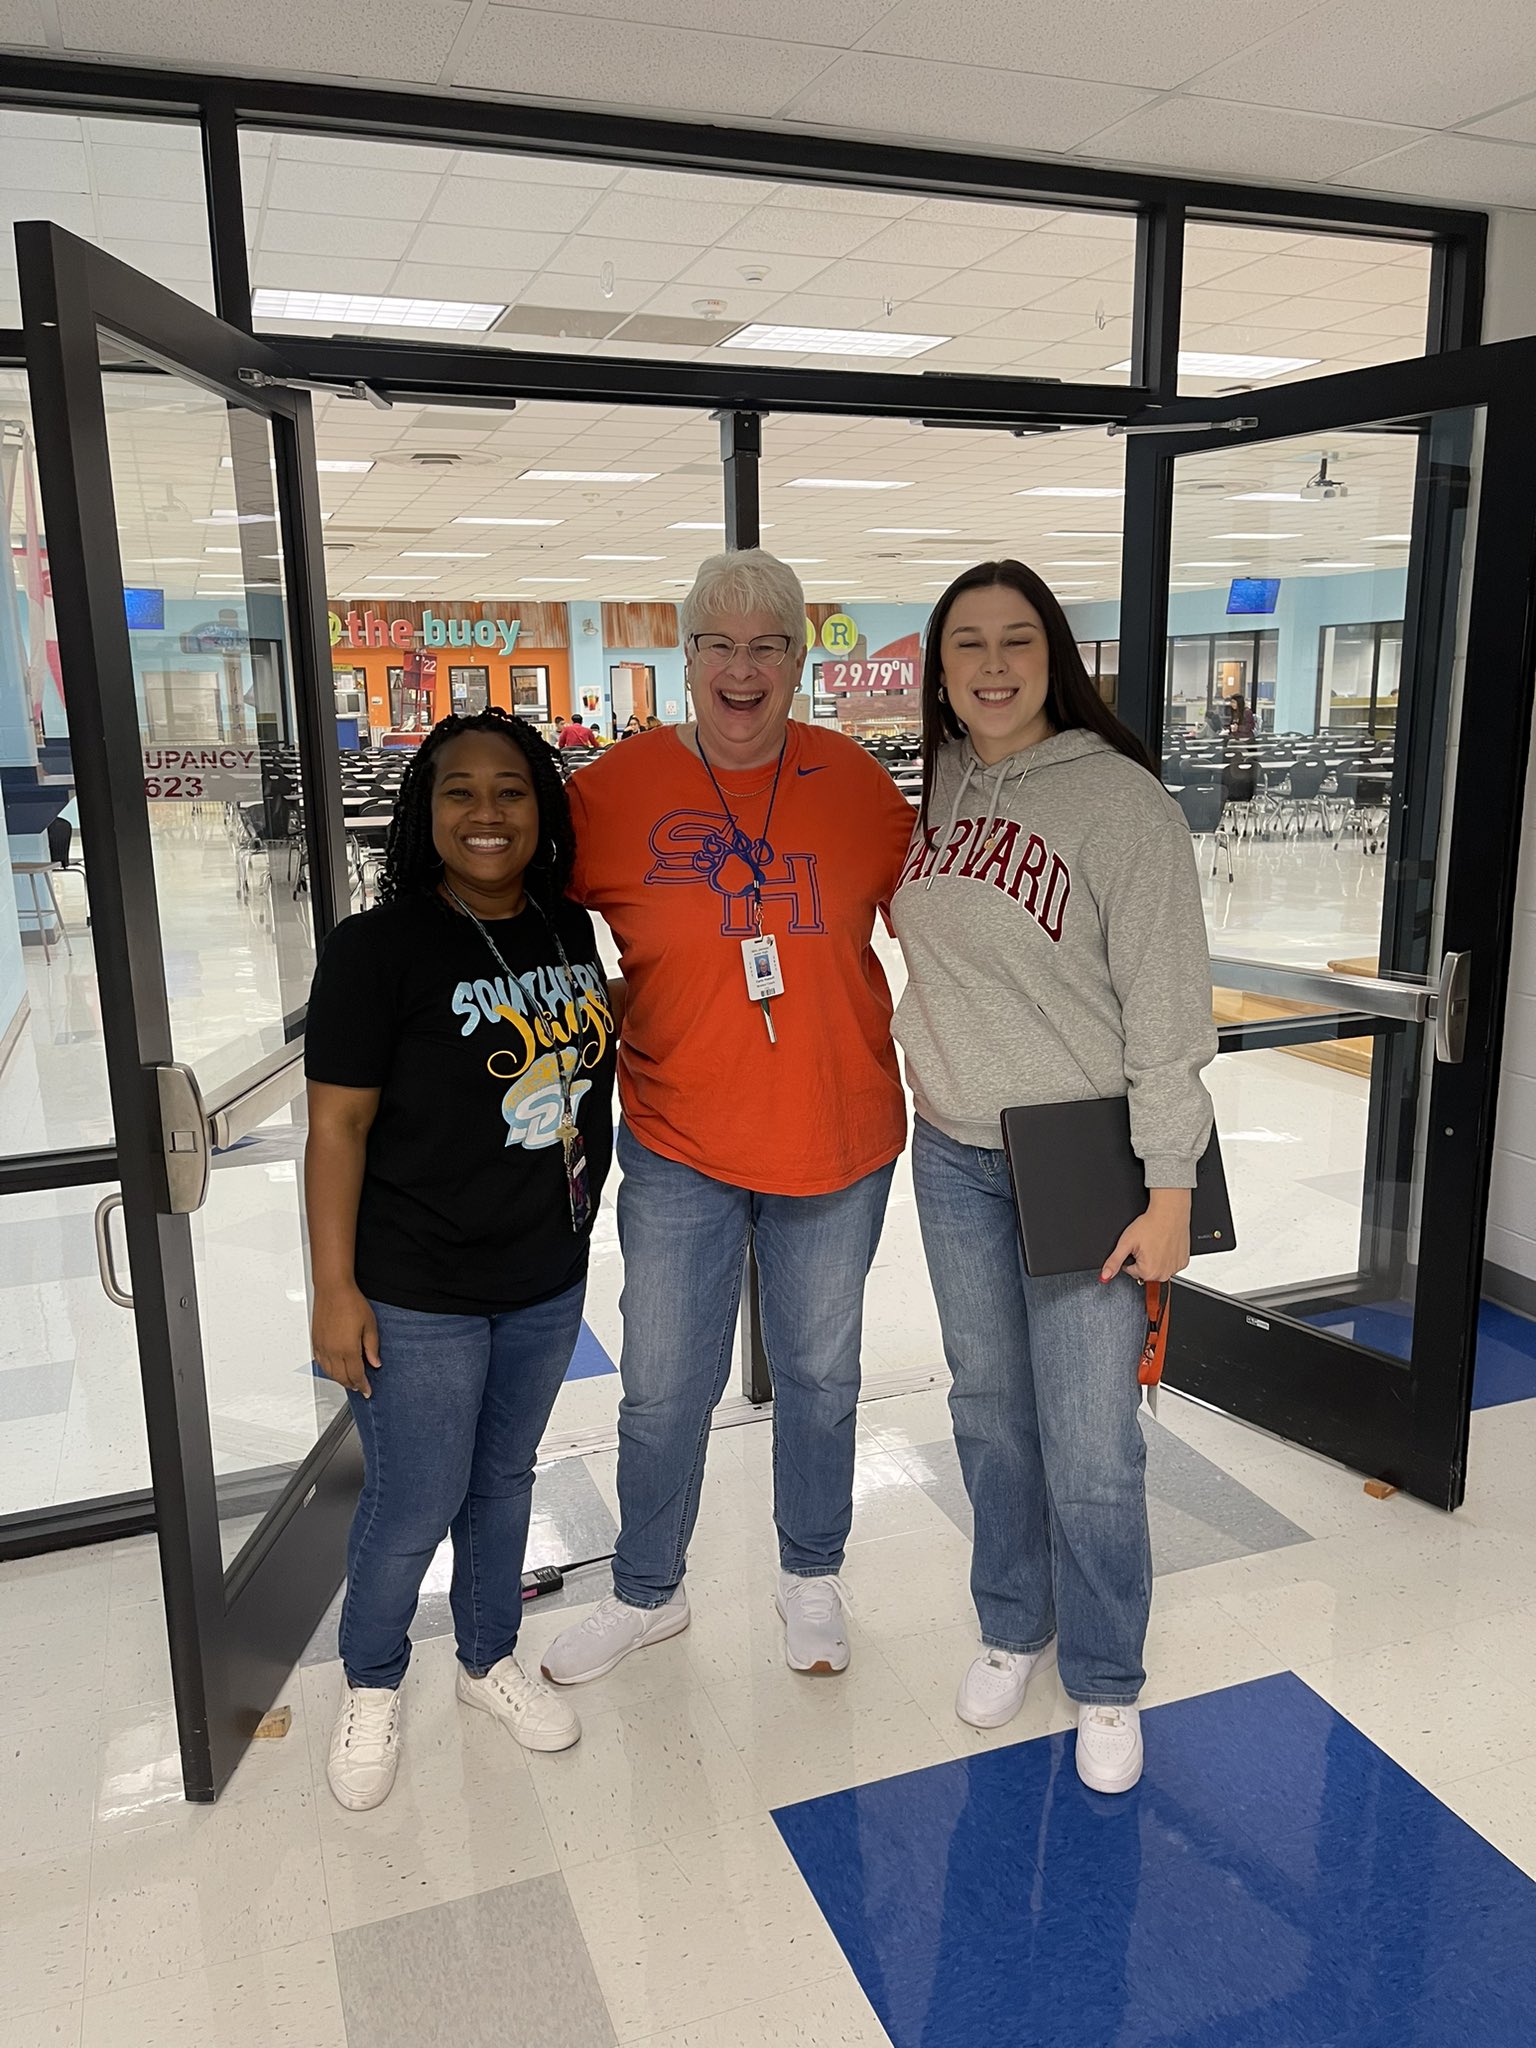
[19,221,355,1797]
[1121,342,1536,1507]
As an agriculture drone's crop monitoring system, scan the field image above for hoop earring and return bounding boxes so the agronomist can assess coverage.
[937,685,948,703]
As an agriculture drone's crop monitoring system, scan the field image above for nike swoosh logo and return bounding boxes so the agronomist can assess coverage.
[797,764,829,777]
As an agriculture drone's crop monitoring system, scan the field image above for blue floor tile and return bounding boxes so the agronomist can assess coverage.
[1304,1297,1536,1408]
[773,1673,1536,2048]
[565,1320,617,1381]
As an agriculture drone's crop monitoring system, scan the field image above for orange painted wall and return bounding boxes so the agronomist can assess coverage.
[332,644,573,727]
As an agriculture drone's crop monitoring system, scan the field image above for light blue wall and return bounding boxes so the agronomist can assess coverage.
[610,645,687,722]
[568,602,611,737]
[1063,568,1408,733]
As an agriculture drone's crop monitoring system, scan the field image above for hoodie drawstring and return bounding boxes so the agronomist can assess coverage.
[924,748,1031,890]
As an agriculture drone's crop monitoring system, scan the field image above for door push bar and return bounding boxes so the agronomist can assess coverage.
[1209,951,1470,1062]
[93,1047,307,1309]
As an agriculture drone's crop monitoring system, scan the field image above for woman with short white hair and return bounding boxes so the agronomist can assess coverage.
[542,549,916,1682]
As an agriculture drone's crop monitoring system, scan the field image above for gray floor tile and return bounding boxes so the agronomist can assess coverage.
[899,1417,1309,1575]
[0,1359,75,1423]
[300,1458,618,1667]
[333,1875,616,2048]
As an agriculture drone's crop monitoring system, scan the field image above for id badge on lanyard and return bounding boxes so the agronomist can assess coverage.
[741,890,786,1042]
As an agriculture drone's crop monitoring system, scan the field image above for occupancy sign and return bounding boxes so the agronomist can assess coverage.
[822,657,916,694]
[142,744,259,802]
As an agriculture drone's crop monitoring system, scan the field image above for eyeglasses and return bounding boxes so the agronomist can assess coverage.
[688,633,795,668]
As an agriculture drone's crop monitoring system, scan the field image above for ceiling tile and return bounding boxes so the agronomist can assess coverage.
[459,7,834,118]
[401,223,565,272]
[58,0,469,82]
[843,218,1022,268]
[259,210,417,261]
[0,137,89,194]
[493,0,884,40]
[267,160,442,222]
[546,234,699,285]
[911,269,1035,310]
[96,196,208,247]
[1461,95,1536,145]
[270,135,456,174]
[863,0,1323,92]
[613,167,783,204]
[88,142,207,202]
[1082,96,1423,182]
[758,181,915,219]
[782,52,1156,152]
[674,247,836,294]
[1344,132,1536,206]
[252,250,400,294]
[1188,0,1536,128]
[389,261,533,301]
[718,205,884,259]
[0,193,98,237]
[520,271,656,314]
[429,177,598,235]
[579,190,758,245]
[1215,251,1377,294]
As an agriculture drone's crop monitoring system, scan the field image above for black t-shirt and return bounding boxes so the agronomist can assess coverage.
[304,891,616,1316]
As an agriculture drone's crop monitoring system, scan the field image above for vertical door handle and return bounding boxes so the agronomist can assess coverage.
[93,1193,133,1307]
[1434,950,1471,1064]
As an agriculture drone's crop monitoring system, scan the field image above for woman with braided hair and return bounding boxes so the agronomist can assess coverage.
[303,707,616,1810]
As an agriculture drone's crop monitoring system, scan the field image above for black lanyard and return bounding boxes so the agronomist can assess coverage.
[696,732,787,931]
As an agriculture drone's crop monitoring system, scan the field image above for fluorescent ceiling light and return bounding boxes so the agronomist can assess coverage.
[1045,559,1109,567]
[339,591,410,598]
[1106,350,1318,380]
[1049,529,1120,537]
[780,557,824,564]
[669,521,723,530]
[454,516,564,527]
[369,573,438,582]
[519,468,657,483]
[252,288,503,332]
[1312,561,1378,569]
[1017,487,1124,498]
[220,455,373,474]
[582,554,664,562]
[399,550,489,559]
[508,576,588,584]
[203,547,242,555]
[868,527,960,535]
[788,478,911,490]
[197,512,274,524]
[720,322,948,360]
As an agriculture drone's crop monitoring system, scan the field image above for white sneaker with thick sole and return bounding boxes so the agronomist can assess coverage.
[1075,1703,1144,1793]
[327,1684,402,1811]
[457,1655,581,1752]
[956,1644,1049,1730]
[776,1571,851,1675]
[540,1586,690,1685]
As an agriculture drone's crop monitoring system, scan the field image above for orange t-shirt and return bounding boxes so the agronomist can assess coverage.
[568,722,915,1195]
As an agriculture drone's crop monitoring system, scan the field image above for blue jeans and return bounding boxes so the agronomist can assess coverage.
[610,1121,895,1606]
[338,1281,585,1690]
[911,1117,1151,1705]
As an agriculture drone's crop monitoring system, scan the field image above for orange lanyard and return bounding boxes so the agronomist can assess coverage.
[1139,1282,1171,1387]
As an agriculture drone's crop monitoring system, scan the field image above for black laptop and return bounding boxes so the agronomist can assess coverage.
[1000,1097,1236,1279]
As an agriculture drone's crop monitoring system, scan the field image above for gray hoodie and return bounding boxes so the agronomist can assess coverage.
[890,729,1217,1187]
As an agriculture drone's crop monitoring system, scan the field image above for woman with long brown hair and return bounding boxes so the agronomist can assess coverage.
[890,560,1216,1794]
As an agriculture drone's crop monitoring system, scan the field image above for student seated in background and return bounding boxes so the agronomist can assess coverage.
[558,714,597,749]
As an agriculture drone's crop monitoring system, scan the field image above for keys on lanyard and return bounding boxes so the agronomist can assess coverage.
[444,886,592,1236]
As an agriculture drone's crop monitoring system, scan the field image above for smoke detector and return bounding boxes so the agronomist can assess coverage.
[691,297,730,319]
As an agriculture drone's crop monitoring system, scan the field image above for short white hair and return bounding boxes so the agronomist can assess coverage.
[679,549,806,646]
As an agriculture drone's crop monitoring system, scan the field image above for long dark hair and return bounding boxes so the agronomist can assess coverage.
[378,707,575,906]
[919,559,1154,828]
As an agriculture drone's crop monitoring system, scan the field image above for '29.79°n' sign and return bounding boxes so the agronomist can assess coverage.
[821,657,916,694]
[142,745,259,802]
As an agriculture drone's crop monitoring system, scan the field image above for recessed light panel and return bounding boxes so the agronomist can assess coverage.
[252,288,504,332]
[720,323,948,359]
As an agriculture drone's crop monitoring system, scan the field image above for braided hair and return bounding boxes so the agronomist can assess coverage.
[377,707,575,907]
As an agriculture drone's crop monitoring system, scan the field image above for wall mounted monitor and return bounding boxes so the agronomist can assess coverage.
[124,586,165,630]
[1227,577,1281,615]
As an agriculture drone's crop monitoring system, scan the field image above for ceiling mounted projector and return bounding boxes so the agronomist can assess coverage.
[1301,455,1348,501]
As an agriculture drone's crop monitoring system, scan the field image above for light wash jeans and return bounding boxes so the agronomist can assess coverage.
[338,1281,585,1690]
[610,1121,895,1607]
[911,1116,1151,1705]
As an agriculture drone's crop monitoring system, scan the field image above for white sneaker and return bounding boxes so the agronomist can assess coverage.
[956,1644,1047,1730]
[457,1654,581,1753]
[1075,1702,1144,1794]
[776,1571,851,1676]
[326,1684,402,1811]
[540,1586,690,1685]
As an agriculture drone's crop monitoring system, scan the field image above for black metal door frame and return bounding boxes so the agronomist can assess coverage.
[1117,337,1536,1506]
[19,219,355,1797]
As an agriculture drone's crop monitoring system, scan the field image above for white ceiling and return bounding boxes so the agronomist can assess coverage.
[2,0,1535,210]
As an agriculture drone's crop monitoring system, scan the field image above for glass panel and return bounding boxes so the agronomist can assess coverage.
[195,1086,346,1568]
[0,369,116,1157]
[0,1181,149,1515]
[100,365,317,1103]
[1171,410,1480,1370]
[1178,223,1433,395]
[241,130,1135,383]
[0,110,214,325]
